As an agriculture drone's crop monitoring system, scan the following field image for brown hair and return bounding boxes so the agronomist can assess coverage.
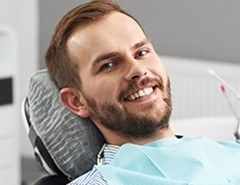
[45,0,143,90]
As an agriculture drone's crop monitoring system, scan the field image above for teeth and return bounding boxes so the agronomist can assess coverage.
[139,90,145,97]
[127,87,154,101]
[146,87,153,95]
[134,93,140,98]
[143,88,149,95]
[130,95,135,100]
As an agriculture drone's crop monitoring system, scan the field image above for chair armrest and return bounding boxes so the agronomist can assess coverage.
[33,175,70,185]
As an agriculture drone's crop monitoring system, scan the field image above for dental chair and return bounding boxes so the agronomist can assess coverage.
[21,70,105,184]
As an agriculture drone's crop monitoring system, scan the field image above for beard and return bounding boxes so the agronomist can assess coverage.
[83,77,172,139]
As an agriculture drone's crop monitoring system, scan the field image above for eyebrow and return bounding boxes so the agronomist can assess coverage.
[92,52,119,66]
[92,38,151,66]
[131,38,150,50]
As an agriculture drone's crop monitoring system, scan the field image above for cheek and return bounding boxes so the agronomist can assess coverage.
[149,60,168,81]
[85,77,120,102]
[148,66,169,94]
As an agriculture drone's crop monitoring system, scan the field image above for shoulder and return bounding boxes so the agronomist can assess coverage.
[68,168,107,185]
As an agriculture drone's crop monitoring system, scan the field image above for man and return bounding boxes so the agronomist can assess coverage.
[45,0,240,184]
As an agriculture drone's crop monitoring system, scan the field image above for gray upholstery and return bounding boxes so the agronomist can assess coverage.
[28,69,105,179]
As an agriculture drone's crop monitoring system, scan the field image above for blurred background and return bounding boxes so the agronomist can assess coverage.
[0,0,240,184]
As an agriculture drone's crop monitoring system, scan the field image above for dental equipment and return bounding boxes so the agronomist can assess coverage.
[208,68,240,142]
[208,68,240,100]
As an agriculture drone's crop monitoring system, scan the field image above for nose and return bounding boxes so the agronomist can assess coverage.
[124,60,148,82]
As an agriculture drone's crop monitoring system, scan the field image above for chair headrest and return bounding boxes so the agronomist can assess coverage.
[28,69,105,179]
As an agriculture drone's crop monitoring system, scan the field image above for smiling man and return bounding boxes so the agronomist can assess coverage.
[62,10,173,146]
[45,0,240,184]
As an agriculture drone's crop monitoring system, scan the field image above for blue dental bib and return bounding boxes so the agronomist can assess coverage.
[95,137,240,185]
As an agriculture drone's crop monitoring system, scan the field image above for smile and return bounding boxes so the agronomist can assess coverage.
[125,87,154,102]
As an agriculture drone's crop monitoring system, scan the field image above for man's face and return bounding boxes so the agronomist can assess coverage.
[67,12,172,138]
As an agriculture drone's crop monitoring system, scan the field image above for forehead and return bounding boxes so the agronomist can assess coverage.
[67,12,147,68]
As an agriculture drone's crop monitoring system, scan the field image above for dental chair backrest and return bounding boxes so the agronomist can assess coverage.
[21,69,105,180]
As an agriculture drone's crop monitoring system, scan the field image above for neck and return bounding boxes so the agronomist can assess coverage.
[95,122,175,146]
[127,127,175,145]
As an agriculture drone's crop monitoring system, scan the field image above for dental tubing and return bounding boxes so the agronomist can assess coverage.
[207,68,240,141]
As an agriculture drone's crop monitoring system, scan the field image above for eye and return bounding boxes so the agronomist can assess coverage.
[135,50,149,58]
[99,62,115,72]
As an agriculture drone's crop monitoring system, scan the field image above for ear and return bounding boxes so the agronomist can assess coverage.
[59,87,90,118]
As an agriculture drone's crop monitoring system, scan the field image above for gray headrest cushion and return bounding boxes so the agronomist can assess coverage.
[28,69,105,179]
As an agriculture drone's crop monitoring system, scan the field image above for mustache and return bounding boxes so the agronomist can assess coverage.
[119,77,164,100]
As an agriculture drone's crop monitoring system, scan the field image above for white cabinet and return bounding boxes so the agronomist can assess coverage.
[0,26,20,185]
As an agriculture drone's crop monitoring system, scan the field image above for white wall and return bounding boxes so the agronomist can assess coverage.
[39,0,240,69]
[0,0,38,157]
[163,56,240,120]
